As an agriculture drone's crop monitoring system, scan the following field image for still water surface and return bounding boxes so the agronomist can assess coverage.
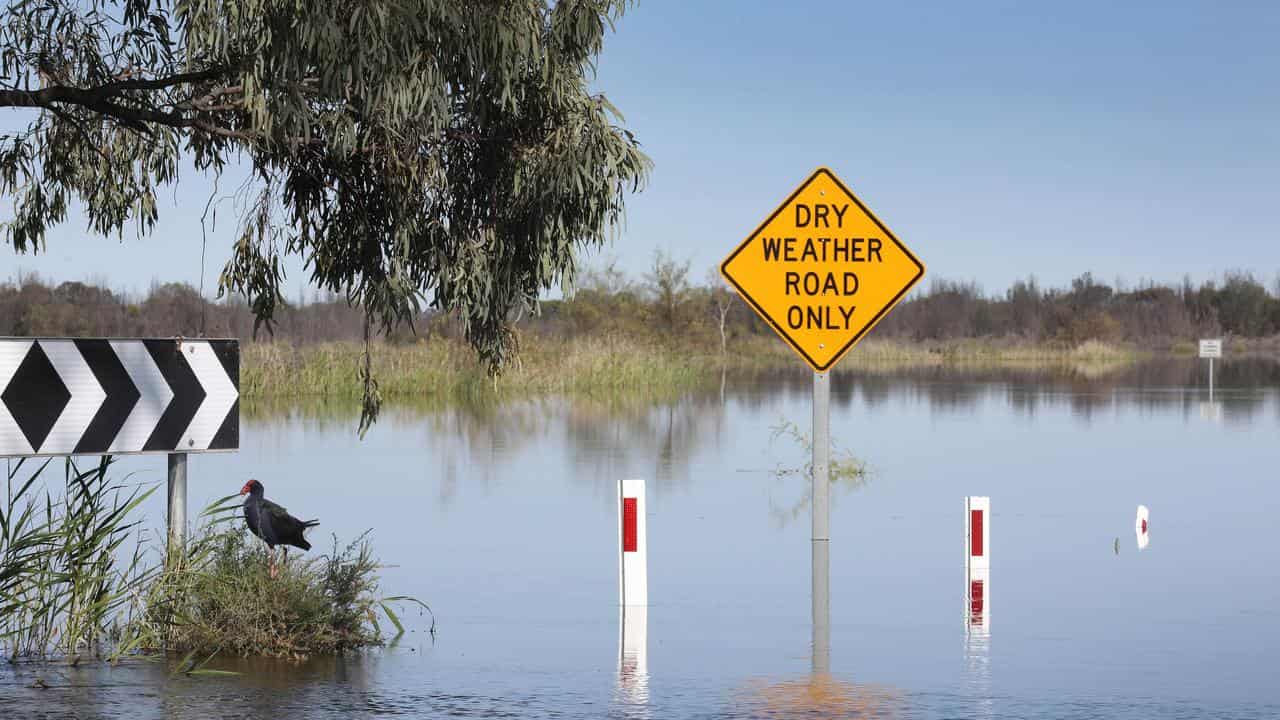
[3,360,1279,718]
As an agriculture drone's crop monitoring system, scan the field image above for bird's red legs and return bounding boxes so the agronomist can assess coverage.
[268,545,278,579]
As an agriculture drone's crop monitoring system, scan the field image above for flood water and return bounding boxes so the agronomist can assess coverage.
[3,359,1280,719]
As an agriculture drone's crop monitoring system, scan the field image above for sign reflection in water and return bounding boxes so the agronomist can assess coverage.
[1136,505,1150,550]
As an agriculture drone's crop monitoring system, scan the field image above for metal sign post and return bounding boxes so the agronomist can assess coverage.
[0,337,240,552]
[168,452,188,550]
[811,371,831,674]
[720,167,925,676]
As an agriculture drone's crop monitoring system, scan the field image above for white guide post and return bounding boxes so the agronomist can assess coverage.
[617,479,649,706]
[619,479,647,607]
[1135,505,1150,550]
[965,496,990,635]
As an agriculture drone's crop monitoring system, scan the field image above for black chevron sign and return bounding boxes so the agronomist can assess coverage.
[0,338,239,458]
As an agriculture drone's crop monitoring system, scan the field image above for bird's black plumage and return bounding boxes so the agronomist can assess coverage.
[240,479,318,551]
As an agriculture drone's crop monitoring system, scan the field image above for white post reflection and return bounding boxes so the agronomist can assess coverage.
[1199,401,1223,422]
[1136,505,1150,550]
[964,615,993,719]
[616,605,649,714]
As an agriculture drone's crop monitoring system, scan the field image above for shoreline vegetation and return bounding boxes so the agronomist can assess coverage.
[242,336,1158,404]
[6,260,1280,407]
[0,459,424,664]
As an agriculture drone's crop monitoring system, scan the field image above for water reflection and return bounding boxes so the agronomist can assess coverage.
[243,356,1280,437]
[732,676,903,718]
[615,606,649,716]
[965,631,993,719]
[730,357,1280,424]
[1199,400,1224,422]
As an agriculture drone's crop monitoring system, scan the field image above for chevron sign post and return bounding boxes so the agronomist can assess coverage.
[0,337,239,548]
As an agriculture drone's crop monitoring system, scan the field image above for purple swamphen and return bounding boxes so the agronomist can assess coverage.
[240,479,319,576]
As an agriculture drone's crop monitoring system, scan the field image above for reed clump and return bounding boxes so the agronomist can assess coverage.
[129,496,430,661]
[242,335,706,403]
[1,462,428,663]
[0,457,154,662]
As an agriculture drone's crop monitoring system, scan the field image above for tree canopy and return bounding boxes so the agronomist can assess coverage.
[0,0,650,429]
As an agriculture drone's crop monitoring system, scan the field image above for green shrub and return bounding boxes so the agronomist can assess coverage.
[130,498,431,660]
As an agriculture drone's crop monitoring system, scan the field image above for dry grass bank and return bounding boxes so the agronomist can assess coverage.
[240,336,1142,401]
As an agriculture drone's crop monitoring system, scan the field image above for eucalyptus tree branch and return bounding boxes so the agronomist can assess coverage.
[1,0,651,434]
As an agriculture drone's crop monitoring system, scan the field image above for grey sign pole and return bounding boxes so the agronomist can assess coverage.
[1209,357,1214,402]
[167,453,188,552]
[812,371,831,674]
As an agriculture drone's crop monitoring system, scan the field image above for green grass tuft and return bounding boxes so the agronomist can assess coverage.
[129,497,432,660]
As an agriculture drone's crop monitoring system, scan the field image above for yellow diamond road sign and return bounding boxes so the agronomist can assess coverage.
[721,167,925,372]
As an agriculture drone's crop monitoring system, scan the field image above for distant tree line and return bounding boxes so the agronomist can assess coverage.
[0,275,369,342]
[3,258,1279,349]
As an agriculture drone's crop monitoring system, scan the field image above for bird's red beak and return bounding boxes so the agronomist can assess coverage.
[239,481,253,496]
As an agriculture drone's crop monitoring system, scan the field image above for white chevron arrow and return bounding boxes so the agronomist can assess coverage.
[109,341,173,453]
[180,341,238,450]
[38,340,107,455]
[0,340,35,456]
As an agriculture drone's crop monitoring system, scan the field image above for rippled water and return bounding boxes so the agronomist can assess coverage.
[3,359,1279,718]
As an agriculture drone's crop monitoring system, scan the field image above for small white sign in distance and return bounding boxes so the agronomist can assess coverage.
[1199,339,1222,359]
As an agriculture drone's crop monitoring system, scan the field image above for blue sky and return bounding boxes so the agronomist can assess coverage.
[4,0,1278,298]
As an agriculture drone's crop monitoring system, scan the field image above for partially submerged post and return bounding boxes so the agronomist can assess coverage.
[811,372,831,674]
[965,496,990,634]
[618,478,648,607]
[617,479,649,706]
[0,338,240,553]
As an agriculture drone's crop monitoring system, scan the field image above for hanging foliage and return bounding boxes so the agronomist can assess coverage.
[0,0,651,429]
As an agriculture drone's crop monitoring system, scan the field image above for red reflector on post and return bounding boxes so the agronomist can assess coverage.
[970,509,984,557]
[623,497,637,552]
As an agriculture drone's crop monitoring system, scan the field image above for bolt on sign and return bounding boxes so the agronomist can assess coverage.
[721,168,925,372]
